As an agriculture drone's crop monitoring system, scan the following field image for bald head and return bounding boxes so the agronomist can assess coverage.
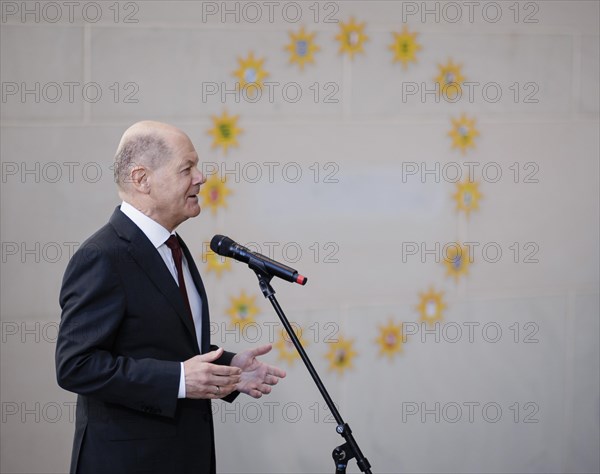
[111,121,205,230]
[113,121,187,190]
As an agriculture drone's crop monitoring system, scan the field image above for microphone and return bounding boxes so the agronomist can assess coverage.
[210,235,308,286]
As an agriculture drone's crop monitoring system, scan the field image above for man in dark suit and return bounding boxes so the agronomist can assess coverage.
[56,121,286,474]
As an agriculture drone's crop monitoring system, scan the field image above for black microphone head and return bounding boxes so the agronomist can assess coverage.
[210,235,234,257]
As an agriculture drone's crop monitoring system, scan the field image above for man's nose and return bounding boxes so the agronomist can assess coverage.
[194,168,206,185]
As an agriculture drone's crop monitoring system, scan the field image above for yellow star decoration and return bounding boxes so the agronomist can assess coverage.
[208,110,243,154]
[375,319,405,360]
[274,326,307,366]
[203,249,232,278]
[233,51,269,96]
[199,174,231,216]
[226,290,259,330]
[443,243,471,282]
[448,114,480,155]
[325,335,357,375]
[416,287,447,327]
[335,17,368,59]
[389,26,421,69]
[453,180,483,216]
[435,59,465,100]
[285,26,320,70]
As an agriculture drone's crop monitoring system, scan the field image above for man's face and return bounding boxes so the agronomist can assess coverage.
[146,132,205,231]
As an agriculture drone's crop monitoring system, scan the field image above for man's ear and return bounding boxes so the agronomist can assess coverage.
[130,166,150,194]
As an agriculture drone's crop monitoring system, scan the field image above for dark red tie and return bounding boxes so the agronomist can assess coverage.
[165,235,194,324]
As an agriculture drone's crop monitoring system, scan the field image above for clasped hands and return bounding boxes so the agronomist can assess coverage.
[184,344,286,399]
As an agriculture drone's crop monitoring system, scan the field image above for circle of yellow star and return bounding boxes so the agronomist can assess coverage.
[203,249,232,277]
[274,326,307,366]
[199,174,231,216]
[448,114,480,155]
[416,287,447,327]
[325,336,357,375]
[226,290,259,330]
[233,51,268,97]
[389,26,421,69]
[285,26,320,70]
[453,180,483,216]
[443,243,471,282]
[335,17,368,59]
[375,319,405,359]
[208,110,243,154]
[435,59,465,100]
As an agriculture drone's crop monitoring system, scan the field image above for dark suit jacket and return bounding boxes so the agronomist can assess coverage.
[56,207,237,474]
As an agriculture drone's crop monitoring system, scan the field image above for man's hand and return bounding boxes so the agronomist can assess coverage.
[230,344,286,398]
[184,347,242,399]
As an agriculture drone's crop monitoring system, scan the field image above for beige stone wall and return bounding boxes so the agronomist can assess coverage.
[1,1,598,472]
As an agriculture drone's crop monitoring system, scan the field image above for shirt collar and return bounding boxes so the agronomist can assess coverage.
[120,201,173,248]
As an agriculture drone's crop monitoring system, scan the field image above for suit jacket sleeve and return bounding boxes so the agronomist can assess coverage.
[55,242,180,418]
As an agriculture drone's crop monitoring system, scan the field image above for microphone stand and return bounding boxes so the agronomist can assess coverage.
[249,257,373,474]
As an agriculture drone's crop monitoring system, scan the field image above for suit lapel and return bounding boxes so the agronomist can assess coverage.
[109,208,200,353]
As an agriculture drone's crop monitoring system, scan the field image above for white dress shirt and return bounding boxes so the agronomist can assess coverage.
[120,201,202,399]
